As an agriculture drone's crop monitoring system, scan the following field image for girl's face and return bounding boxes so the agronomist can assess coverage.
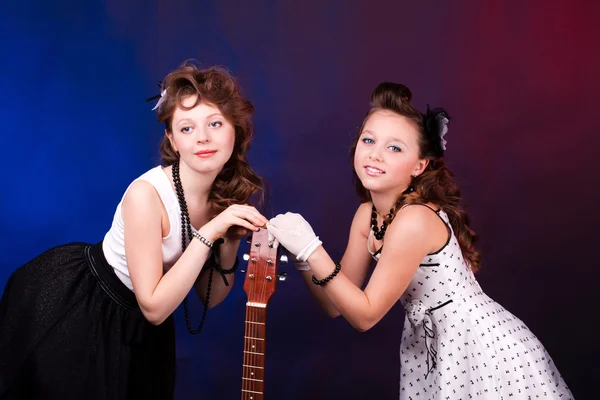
[167,95,236,174]
[354,110,427,196]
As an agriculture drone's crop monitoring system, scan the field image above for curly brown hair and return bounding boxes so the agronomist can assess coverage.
[154,60,264,215]
[350,82,482,272]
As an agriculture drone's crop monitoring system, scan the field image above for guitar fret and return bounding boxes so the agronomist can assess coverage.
[243,364,264,369]
[242,389,264,394]
[242,377,264,382]
[244,336,265,340]
[245,321,265,325]
[244,351,264,355]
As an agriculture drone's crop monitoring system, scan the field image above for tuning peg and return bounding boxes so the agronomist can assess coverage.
[279,253,288,266]
[243,253,250,261]
[278,272,287,282]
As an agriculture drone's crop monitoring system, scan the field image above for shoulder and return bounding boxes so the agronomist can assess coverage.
[122,179,162,213]
[370,205,440,260]
[122,166,167,203]
[350,201,373,239]
[388,204,441,238]
[355,201,373,220]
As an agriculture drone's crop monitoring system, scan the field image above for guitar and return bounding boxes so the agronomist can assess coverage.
[241,228,286,400]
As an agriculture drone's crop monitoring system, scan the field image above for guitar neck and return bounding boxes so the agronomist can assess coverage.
[241,228,280,400]
[241,304,267,400]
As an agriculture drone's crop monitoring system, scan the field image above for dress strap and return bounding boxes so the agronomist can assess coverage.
[399,203,452,255]
[399,202,440,213]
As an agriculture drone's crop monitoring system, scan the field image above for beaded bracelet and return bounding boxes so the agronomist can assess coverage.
[192,231,213,248]
[311,261,341,286]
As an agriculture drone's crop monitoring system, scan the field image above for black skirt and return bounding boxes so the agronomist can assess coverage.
[0,242,176,400]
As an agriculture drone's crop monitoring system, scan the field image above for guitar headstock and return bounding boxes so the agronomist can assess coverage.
[242,228,286,305]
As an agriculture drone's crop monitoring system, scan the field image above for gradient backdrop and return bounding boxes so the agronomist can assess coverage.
[1,1,598,398]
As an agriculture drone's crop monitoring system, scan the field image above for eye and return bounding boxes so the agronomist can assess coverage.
[388,145,402,152]
[361,137,374,144]
[181,126,193,134]
[209,121,223,128]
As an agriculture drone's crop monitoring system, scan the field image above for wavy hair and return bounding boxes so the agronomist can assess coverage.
[350,82,481,271]
[154,60,264,215]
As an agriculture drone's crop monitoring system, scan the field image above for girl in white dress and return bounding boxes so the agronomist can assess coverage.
[267,82,573,399]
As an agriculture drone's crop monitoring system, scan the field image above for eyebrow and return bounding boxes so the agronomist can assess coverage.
[362,130,409,147]
[206,113,224,119]
[174,113,224,126]
[175,118,194,127]
[390,137,408,146]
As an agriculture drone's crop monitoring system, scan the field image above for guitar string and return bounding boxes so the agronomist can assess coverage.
[243,234,276,399]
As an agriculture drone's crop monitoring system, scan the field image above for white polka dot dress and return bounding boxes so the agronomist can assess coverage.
[370,207,573,399]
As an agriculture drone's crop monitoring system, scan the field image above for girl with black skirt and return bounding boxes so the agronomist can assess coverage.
[0,60,268,399]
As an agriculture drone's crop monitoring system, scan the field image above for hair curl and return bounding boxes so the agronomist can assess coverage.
[349,82,481,272]
[155,60,264,215]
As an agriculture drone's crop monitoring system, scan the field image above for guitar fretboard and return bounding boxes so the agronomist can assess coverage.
[242,304,267,400]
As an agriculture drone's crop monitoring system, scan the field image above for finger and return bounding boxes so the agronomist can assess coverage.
[244,208,269,226]
[269,214,283,226]
[266,222,282,234]
[237,205,268,221]
[233,217,261,232]
[251,211,269,226]
[267,229,279,247]
[235,209,269,227]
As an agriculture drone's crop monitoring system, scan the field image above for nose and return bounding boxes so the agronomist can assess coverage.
[368,147,383,162]
[196,126,210,144]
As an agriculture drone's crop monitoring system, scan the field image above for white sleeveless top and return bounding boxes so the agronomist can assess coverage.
[102,166,190,291]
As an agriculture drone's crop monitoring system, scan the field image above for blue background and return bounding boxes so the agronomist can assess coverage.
[1,1,598,398]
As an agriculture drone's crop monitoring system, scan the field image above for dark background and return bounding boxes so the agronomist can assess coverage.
[1,1,598,398]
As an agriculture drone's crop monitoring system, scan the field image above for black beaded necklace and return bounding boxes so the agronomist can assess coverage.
[371,186,415,240]
[172,160,211,334]
[172,159,237,335]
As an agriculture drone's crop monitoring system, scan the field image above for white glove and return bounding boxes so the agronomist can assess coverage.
[266,212,322,262]
[281,247,311,271]
[267,235,312,271]
[295,260,311,271]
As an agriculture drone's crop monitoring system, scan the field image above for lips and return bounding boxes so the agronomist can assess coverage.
[195,150,217,158]
[364,165,385,176]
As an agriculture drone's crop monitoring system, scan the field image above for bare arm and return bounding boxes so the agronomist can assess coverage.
[123,182,266,325]
[193,236,240,308]
[123,181,213,325]
[298,202,374,317]
[305,206,446,331]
